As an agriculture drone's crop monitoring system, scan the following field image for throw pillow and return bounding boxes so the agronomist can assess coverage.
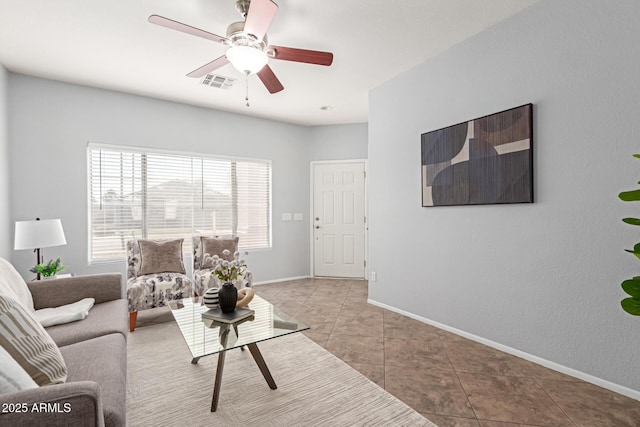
[137,239,186,276]
[0,345,38,393]
[0,294,67,385]
[201,236,239,268]
[0,257,35,312]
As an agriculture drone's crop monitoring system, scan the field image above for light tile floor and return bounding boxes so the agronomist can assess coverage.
[135,278,640,427]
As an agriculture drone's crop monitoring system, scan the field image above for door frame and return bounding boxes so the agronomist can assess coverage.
[309,159,368,279]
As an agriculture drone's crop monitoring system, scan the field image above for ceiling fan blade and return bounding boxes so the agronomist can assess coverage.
[148,15,227,44]
[257,65,284,94]
[266,45,333,66]
[187,56,230,78]
[244,0,278,41]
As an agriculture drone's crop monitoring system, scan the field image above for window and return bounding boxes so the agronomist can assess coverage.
[88,144,271,263]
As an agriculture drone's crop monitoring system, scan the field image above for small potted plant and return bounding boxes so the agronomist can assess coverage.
[204,250,248,285]
[30,257,65,279]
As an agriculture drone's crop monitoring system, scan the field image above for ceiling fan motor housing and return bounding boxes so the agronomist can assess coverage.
[226,21,267,50]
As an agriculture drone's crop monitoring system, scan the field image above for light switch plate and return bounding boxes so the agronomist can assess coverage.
[293,213,303,221]
[282,213,292,221]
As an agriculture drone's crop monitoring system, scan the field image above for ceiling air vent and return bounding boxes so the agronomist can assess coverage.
[201,73,236,89]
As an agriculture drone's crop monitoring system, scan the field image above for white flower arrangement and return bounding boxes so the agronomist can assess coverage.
[203,249,248,283]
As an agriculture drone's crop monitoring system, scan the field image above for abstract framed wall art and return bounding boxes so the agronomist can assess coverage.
[421,104,533,207]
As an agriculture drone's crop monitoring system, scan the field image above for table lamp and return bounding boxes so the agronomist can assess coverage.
[14,218,67,280]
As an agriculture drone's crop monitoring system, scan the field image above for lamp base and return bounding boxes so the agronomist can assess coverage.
[35,247,42,280]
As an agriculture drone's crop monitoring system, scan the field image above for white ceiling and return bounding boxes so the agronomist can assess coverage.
[0,0,538,126]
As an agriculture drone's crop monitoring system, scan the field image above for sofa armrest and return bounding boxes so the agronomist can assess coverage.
[0,381,104,427]
[28,274,123,309]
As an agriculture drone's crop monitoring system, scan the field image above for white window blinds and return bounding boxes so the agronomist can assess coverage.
[88,144,271,263]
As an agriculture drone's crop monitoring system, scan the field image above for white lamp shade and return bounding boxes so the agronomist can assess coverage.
[14,219,67,250]
[226,46,268,74]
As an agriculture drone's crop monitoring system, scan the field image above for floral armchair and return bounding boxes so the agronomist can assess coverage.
[126,239,193,332]
[192,235,252,296]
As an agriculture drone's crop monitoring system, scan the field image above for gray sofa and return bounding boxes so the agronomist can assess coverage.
[0,274,128,427]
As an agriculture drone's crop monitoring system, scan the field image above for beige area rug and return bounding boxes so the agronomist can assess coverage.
[127,321,436,427]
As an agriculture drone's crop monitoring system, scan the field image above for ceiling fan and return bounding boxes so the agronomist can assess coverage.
[149,0,334,95]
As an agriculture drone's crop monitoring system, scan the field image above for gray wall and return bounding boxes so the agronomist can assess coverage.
[8,75,312,283]
[0,65,9,259]
[369,0,640,394]
[309,123,368,161]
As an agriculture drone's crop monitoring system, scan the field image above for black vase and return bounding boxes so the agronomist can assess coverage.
[219,282,237,313]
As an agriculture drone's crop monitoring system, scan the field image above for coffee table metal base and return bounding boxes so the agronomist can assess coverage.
[210,343,277,412]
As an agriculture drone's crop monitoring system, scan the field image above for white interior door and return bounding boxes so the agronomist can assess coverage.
[312,162,366,278]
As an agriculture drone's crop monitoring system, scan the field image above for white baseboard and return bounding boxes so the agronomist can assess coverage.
[367,298,640,401]
[252,276,311,286]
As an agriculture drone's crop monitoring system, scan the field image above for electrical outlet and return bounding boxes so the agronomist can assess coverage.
[282,213,292,221]
[370,271,377,282]
[293,213,303,221]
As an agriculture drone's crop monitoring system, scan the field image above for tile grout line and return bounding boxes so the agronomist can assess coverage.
[436,330,481,424]
[531,376,580,427]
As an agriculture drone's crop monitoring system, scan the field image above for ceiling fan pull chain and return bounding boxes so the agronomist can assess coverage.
[245,71,250,107]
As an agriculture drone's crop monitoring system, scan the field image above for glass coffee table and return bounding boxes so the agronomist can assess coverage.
[168,295,309,412]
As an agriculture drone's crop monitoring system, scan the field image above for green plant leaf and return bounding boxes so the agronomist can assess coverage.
[621,297,640,315]
[623,218,640,226]
[626,242,640,252]
[624,243,640,259]
[633,154,640,159]
[619,189,640,201]
[621,278,640,297]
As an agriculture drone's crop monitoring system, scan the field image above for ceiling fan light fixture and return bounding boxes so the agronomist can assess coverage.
[226,45,268,74]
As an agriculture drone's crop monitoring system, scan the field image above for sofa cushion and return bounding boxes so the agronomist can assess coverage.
[0,294,67,385]
[60,333,126,427]
[200,236,239,267]
[45,299,128,347]
[0,256,34,311]
[137,239,186,276]
[0,345,38,393]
